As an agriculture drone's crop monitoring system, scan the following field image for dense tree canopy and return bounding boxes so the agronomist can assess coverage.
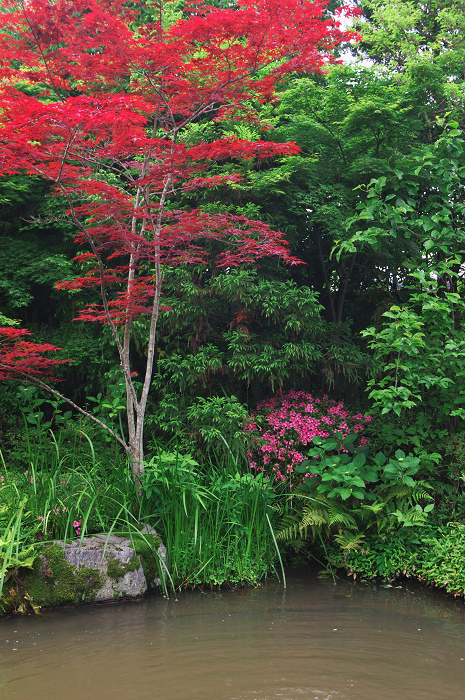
[0,0,357,473]
[1,0,464,460]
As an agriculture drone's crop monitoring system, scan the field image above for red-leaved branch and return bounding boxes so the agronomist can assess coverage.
[0,328,69,382]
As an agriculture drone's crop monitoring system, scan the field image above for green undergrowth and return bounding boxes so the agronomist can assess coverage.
[7,408,465,605]
[142,448,281,588]
[326,528,424,582]
[416,523,465,597]
[1,416,284,607]
[326,522,465,599]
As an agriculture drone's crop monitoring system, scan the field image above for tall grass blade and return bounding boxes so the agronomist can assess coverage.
[266,512,286,589]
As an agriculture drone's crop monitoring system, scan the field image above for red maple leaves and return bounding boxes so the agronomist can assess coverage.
[0,0,357,305]
[0,329,69,382]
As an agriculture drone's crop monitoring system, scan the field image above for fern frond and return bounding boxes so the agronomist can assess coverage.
[410,488,433,503]
[361,503,386,514]
[409,480,433,502]
[275,512,304,541]
[334,531,365,551]
[384,480,433,503]
[300,506,331,528]
[383,484,412,500]
[328,509,357,528]
[405,508,428,523]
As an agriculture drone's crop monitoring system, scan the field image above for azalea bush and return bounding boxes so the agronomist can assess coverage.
[244,390,371,489]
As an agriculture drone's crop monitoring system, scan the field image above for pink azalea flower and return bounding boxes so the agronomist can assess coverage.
[244,390,371,490]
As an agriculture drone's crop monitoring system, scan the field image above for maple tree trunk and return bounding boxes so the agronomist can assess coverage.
[121,148,169,479]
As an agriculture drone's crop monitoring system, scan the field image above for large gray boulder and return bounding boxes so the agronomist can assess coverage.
[56,534,146,602]
[47,529,167,604]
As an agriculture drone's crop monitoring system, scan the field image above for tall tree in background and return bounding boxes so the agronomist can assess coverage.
[352,0,465,130]
[0,0,355,475]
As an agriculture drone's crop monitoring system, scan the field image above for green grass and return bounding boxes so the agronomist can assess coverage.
[0,424,284,609]
[141,446,282,588]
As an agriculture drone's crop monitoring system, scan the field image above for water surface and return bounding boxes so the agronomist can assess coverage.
[1,569,465,699]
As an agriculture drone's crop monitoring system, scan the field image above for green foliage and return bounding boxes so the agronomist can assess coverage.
[327,528,425,582]
[437,430,465,484]
[417,523,465,596]
[0,407,149,543]
[154,267,327,395]
[141,448,279,588]
[362,293,465,419]
[145,394,249,462]
[146,265,367,451]
[301,435,434,514]
[0,502,39,612]
[3,383,127,478]
[364,410,447,459]
[86,374,129,443]
[354,0,465,121]
[332,523,465,597]
[276,435,434,557]
[339,124,465,427]
[186,396,248,441]
[4,0,465,603]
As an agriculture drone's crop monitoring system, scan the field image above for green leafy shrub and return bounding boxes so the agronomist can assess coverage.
[276,434,434,560]
[329,523,465,598]
[0,502,40,612]
[145,395,249,463]
[417,523,465,597]
[327,528,425,582]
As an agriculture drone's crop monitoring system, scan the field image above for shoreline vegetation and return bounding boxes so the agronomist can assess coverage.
[2,390,465,615]
[3,0,465,617]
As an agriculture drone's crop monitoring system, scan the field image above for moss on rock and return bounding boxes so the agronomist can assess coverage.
[106,552,140,580]
[131,534,162,586]
[21,545,104,608]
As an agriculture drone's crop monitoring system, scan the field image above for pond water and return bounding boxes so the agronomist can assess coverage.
[1,569,465,700]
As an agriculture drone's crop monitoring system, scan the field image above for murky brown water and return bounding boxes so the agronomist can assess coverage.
[1,569,465,700]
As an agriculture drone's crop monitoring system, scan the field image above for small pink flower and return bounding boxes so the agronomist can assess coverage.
[30,476,34,484]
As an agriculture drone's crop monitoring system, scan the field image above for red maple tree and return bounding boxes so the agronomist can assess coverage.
[0,0,357,475]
